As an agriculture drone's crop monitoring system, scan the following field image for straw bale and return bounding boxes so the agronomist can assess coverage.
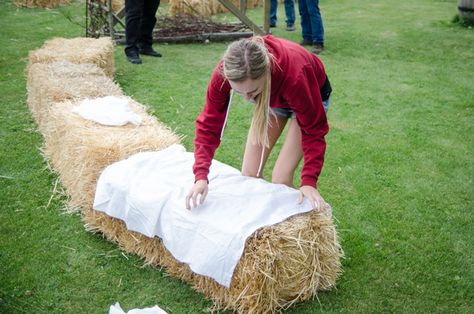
[26,32,341,313]
[40,98,181,211]
[169,0,264,17]
[15,0,69,8]
[84,207,342,313]
[112,0,124,12]
[27,61,123,132]
[28,37,115,77]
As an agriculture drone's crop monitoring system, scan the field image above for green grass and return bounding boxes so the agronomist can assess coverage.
[1,0,473,313]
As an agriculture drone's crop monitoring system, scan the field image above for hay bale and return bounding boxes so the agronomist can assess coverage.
[84,206,341,313]
[25,34,341,314]
[40,98,181,211]
[14,0,69,8]
[97,0,124,13]
[27,61,123,131]
[28,37,115,77]
[169,0,264,17]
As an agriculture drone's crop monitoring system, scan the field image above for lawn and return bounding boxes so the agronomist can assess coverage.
[0,0,473,313]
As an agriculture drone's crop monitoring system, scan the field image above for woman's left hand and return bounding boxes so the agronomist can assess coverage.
[298,185,325,212]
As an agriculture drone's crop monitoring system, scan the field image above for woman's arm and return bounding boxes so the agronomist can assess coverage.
[193,64,232,183]
[287,65,329,189]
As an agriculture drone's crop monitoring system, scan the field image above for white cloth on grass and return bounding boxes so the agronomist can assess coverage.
[94,144,314,287]
[109,302,168,314]
[72,96,142,126]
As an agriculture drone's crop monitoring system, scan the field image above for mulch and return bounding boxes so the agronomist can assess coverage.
[154,15,250,37]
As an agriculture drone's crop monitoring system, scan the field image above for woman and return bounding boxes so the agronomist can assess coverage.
[185,35,332,212]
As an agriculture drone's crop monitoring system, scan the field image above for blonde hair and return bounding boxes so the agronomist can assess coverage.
[222,36,273,147]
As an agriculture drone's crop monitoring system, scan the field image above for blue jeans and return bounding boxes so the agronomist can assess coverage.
[270,0,296,26]
[298,0,324,44]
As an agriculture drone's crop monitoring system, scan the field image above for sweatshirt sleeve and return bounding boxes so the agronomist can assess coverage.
[193,65,231,182]
[286,65,329,188]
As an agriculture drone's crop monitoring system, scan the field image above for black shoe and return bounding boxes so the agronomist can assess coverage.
[269,23,276,28]
[286,24,295,31]
[126,51,142,64]
[139,47,162,57]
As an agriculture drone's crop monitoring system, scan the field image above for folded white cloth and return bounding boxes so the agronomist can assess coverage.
[72,96,142,126]
[109,302,168,314]
[94,144,314,287]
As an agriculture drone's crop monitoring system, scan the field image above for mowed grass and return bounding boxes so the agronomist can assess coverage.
[0,0,473,313]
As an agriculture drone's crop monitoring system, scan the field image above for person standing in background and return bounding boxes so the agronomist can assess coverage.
[298,0,325,54]
[270,0,296,31]
[124,0,162,64]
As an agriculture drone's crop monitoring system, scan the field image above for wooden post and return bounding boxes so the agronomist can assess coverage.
[218,0,264,35]
[240,0,247,14]
[263,0,270,34]
[107,0,114,38]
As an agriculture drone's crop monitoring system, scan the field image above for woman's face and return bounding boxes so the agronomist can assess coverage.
[229,75,266,103]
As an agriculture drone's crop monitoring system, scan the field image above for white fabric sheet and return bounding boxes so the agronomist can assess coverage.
[109,302,168,314]
[94,144,314,287]
[72,96,142,126]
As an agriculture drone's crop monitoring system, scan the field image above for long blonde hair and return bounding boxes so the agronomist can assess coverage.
[222,36,273,147]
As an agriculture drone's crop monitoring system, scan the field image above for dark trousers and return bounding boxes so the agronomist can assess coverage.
[125,0,160,54]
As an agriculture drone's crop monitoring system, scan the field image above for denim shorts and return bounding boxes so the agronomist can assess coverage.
[271,98,331,119]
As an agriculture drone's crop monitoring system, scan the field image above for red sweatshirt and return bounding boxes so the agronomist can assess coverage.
[193,35,329,188]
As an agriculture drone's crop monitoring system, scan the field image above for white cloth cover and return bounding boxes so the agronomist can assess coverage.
[94,144,314,287]
[109,302,168,314]
[72,96,142,126]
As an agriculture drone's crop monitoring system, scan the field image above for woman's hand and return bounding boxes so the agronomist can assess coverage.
[298,185,325,212]
[185,180,208,210]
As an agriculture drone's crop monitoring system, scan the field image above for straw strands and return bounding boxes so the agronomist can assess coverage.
[27,61,122,131]
[84,208,342,313]
[41,97,180,211]
[26,36,342,313]
[28,37,115,77]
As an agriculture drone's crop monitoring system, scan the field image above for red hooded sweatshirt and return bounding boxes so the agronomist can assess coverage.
[193,35,329,188]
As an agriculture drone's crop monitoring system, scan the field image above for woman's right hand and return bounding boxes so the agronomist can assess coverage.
[185,180,208,210]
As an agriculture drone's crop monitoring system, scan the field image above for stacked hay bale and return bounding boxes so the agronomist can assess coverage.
[169,0,263,18]
[28,37,115,77]
[26,62,122,131]
[26,37,342,313]
[41,97,180,211]
[15,0,69,8]
[27,38,179,210]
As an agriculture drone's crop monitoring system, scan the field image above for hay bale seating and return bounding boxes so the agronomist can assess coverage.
[26,37,342,313]
[85,208,340,313]
[40,97,180,211]
[27,61,122,132]
[28,37,115,78]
